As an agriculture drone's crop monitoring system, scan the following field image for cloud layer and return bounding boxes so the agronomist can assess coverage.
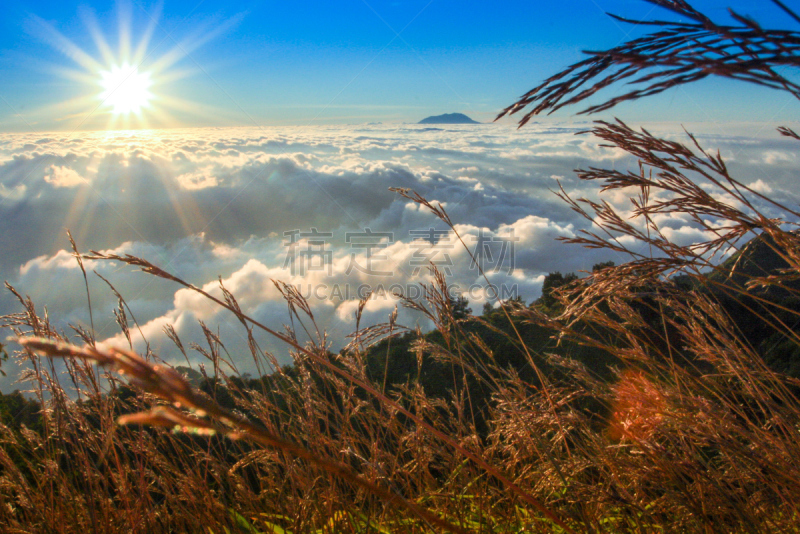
[1,122,797,385]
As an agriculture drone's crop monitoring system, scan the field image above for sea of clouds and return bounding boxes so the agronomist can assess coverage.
[0,121,798,386]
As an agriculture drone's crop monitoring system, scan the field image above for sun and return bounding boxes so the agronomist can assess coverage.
[28,3,239,130]
[99,64,153,115]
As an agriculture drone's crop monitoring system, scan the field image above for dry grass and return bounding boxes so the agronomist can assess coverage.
[3,1,800,532]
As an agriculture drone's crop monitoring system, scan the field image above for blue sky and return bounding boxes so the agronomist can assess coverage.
[1,0,799,130]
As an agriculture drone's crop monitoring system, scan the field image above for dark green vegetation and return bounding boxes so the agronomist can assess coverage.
[4,1,800,532]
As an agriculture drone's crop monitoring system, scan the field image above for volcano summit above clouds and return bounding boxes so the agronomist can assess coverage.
[418,113,480,124]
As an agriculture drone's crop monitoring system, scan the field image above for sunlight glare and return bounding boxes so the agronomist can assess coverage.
[32,3,236,129]
[99,64,153,115]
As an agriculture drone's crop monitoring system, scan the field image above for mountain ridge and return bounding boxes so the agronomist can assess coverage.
[418,113,480,124]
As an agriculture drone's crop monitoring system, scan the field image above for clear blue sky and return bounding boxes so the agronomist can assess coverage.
[1,0,798,131]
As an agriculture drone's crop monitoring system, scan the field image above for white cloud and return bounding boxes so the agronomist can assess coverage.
[748,179,773,194]
[175,167,219,190]
[44,165,85,187]
[0,182,27,203]
[760,150,796,165]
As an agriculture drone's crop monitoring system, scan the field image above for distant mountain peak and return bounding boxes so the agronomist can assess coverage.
[418,113,480,124]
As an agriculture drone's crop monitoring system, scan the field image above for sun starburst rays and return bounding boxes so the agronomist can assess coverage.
[27,3,227,131]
